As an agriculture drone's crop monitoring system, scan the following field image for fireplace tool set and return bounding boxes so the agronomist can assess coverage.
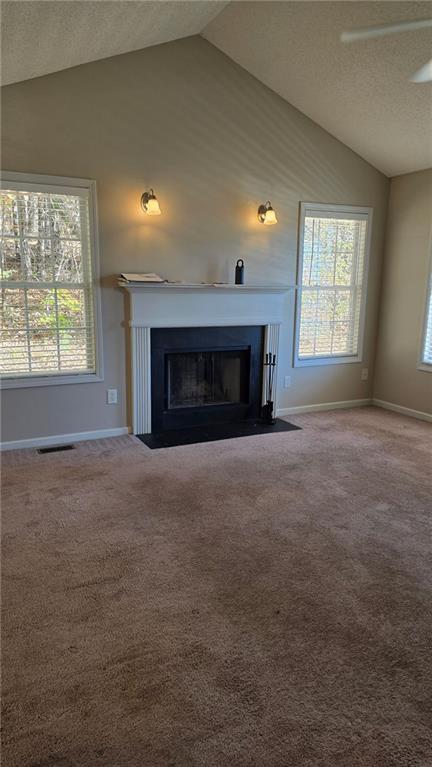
[262,353,276,425]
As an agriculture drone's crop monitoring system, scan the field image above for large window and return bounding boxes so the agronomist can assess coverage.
[420,251,432,369]
[294,203,372,366]
[0,172,102,388]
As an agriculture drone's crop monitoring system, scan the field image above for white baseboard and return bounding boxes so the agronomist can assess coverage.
[0,426,130,452]
[277,398,372,416]
[3,400,428,451]
[372,399,432,423]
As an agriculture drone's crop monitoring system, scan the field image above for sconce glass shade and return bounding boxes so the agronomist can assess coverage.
[264,208,277,225]
[258,201,277,225]
[141,189,161,215]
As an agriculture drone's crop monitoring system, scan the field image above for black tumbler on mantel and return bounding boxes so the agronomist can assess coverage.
[235,259,245,284]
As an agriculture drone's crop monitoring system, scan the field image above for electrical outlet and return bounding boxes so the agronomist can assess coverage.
[284,375,291,388]
[107,389,118,404]
[361,368,368,381]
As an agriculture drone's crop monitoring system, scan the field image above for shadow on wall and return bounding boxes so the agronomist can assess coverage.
[0,35,388,442]
[70,37,383,285]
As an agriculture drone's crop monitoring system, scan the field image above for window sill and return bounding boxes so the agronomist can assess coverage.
[294,355,361,368]
[418,362,432,373]
[0,373,104,389]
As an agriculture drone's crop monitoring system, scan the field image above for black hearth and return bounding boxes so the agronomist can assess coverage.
[151,326,264,432]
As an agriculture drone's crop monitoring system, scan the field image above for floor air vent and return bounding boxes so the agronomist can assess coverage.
[37,444,75,454]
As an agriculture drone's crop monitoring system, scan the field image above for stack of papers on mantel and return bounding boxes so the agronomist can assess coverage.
[120,273,166,283]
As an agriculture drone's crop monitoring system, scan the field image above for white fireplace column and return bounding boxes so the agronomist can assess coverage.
[131,326,152,435]
[121,283,291,435]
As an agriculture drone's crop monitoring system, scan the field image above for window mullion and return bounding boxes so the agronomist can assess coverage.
[1,281,87,290]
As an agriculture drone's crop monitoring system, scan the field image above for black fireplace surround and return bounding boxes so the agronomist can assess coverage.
[151,326,264,432]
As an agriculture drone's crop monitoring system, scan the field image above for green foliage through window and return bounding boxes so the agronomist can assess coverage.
[0,185,95,378]
[297,210,369,361]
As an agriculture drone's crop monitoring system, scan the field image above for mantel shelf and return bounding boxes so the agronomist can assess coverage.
[119,280,294,293]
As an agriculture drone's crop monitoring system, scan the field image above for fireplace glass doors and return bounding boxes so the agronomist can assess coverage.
[166,350,248,409]
[151,326,264,432]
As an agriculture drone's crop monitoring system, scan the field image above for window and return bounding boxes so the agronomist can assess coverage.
[420,249,432,370]
[294,203,372,366]
[0,172,102,388]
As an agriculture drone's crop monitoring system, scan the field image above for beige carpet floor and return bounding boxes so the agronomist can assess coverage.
[2,407,432,767]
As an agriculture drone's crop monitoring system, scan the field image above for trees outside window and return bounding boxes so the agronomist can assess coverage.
[0,173,102,387]
[294,203,372,367]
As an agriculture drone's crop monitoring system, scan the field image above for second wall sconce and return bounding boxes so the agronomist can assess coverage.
[258,200,277,225]
[141,188,161,216]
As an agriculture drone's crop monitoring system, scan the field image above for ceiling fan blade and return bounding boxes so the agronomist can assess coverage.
[410,59,432,83]
[341,18,432,43]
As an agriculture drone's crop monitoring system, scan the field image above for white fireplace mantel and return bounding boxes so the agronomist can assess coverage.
[120,282,292,434]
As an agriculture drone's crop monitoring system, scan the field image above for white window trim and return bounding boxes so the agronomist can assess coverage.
[293,202,373,368]
[0,170,104,389]
[417,225,432,373]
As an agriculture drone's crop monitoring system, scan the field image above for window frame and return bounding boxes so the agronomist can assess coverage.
[0,171,103,389]
[293,201,373,368]
[418,227,432,373]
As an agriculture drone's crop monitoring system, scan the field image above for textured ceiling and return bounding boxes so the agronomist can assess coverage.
[1,1,431,176]
[0,0,229,86]
[204,1,432,176]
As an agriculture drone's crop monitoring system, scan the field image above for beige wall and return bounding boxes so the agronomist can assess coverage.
[1,36,389,443]
[373,169,432,414]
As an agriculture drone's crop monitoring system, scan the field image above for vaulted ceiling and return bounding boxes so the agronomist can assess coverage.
[0,1,230,85]
[204,1,432,177]
[2,0,432,177]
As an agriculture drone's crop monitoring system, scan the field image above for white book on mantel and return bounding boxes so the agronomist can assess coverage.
[120,273,165,283]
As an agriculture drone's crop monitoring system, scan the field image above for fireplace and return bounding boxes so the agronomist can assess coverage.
[120,282,289,435]
[151,326,264,432]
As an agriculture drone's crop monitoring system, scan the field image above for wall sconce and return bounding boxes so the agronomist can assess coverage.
[141,188,161,216]
[258,201,277,225]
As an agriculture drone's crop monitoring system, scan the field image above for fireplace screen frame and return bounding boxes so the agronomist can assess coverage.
[151,326,264,432]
